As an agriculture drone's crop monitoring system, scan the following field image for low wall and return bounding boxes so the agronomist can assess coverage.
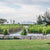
[0,35,50,39]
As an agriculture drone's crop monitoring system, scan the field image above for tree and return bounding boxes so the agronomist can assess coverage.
[3,29,8,39]
[7,21,9,24]
[4,29,8,35]
[42,11,50,25]
[21,27,27,35]
[13,20,15,24]
[18,22,20,24]
[0,19,7,24]
[44,11,50,22]
[10,20,12,24]
[37,15,42,24]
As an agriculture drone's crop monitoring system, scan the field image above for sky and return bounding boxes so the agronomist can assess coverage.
[0,0,50,23]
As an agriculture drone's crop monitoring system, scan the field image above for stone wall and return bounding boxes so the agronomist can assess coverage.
[0,35,50,39]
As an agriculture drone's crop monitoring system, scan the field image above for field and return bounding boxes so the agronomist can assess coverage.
[28,25,50,34]
[0,40,50,50]
[0,24,22,34]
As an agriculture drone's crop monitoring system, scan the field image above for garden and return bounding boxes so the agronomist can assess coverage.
[0,24,23,34]
[28,24,50,34]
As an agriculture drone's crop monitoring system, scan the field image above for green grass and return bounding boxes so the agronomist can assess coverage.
[0,40,50,50]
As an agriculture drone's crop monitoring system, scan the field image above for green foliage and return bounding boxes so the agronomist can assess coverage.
[14,36,20,39]
[0,18,7,24]
[28,25,50,34]
[13,20,15,24]
[37,15,42,24]
[21,27,27,35]
[0,24,22,34]
[0,28,3,33]
[42,27,47,35]
[4,29,8,35]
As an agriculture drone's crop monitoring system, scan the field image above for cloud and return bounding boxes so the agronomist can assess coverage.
[3,0,50,5]
[0,3,44,22]
[40,0,49,2]
[0,6,16,14]
[0,0,49,23]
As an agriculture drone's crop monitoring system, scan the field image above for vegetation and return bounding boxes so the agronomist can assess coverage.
[14,36,20,39]
[21,27,27,35]
[28,25,50,34]
[37,15,42,24]
[13,20,15,24]
[4,29,8,35]
[0,18,7,24]
[0,40,50,50]
[42,27,47,35]
[0,24,22,34]
[37,11,50,25]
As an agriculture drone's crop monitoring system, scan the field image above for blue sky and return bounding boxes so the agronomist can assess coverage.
[0,0,50,23]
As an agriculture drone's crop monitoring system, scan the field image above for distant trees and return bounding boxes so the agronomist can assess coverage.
[42,11,50,25]
[10,20,15,24]
[10,20,12,24]
[13,20,15,24]
[18,22,20,24]
[37,15,42,24]
[42,11,50,22]
[37,11,50,25]
[44,11,50,22]
[0,19,7,24]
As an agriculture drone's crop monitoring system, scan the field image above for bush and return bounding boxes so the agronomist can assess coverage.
[14,36,20,39]
[4,29,8,35]
[0,24,22,34]
[21,27,27,35]
[0,28,3,34]
[28,25,50,34]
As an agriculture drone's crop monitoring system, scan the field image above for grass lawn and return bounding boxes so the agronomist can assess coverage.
[0,40,50,50]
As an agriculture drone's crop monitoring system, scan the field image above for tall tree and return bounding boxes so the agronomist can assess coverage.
[42,11,50,25]
[10,20,12,24]
[37,15,42,24]
[13,20,15,24]
[44,11,50,22]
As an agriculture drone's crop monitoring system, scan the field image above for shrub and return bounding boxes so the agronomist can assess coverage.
[0,28,3,34]
[0,24,22,34]
[4,29,8,35]
[28,25,50,34]
[14,36,20,39]
[21,27,27,35]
